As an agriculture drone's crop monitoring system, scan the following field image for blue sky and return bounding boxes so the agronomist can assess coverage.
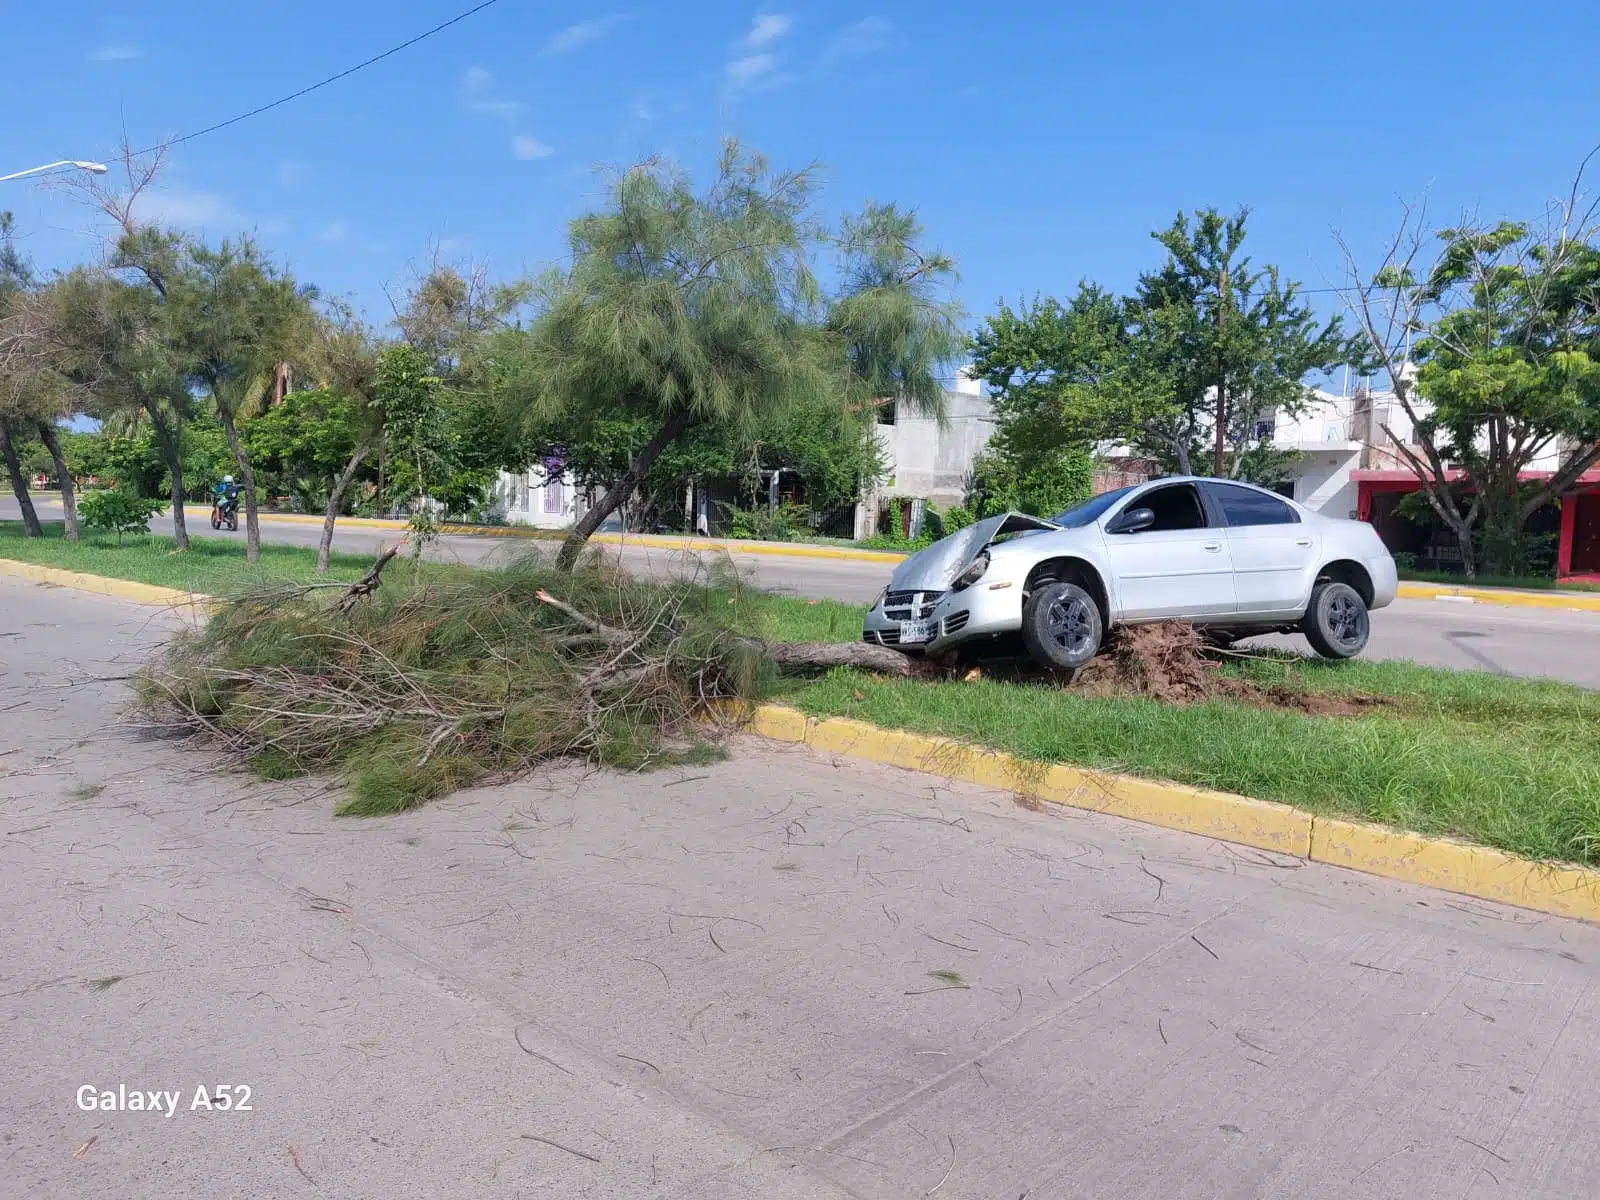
[2,0,1595,367]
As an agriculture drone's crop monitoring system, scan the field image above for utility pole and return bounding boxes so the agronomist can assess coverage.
[1213,264,1229,477]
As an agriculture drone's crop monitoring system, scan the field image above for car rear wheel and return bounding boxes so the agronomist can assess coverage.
[1301,580,1369,659]
[1021,582,1103,671]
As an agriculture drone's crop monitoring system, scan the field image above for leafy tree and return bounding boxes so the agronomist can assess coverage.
[827,201,965,420]
[47,258,197,547]
[374,343,448,521]
[498,142,955,568]
[167,236,317,563]
[971,210,1356,493]
[968,443,1094,518]
[1133,208,1357,478]
[1340,200,1600,576]
[498,143,835,567]
[0,211,71,537]
[969,287,1133,495]
[78,488,165,544]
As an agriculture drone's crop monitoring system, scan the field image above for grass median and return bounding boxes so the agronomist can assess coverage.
[7,519,1598,866]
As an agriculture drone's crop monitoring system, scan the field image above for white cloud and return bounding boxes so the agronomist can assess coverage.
[512,135,553,160]
[744,14,792,47]
[546,15,625,54]
[130,188,243,230]
[461,66,523,121]
[319,220,349,243]
[725,53,775,86]
[90,46,142,63]
[825,16,892,59]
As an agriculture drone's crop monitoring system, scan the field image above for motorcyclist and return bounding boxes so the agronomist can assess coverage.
[213,475,239,519]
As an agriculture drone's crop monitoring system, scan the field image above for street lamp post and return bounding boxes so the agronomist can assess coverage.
[0,160,109,183]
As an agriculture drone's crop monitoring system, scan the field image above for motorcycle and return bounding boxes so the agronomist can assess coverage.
[211,495,239,532]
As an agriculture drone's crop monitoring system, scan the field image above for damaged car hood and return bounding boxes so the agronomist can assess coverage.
[887,512,1059,590]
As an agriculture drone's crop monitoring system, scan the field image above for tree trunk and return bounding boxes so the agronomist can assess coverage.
[216,406,260,563]
[37,422,78,543]
[0,420,43,538]
[761,640,941,677]
[317,436,374,574]
[145,402,189,550]
[557,409,695,570]
[1168,436,1193,477]
[1213,266,1229,478]
[376,431,386,518]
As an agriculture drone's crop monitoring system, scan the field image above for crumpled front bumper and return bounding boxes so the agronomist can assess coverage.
[861,582,1025,654]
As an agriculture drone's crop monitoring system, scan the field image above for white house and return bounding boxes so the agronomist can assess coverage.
[494,465,582,529]
[856,370,996,536]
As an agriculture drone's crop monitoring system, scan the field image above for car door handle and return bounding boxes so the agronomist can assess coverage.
[1295,538,1312,547]
[1202,542,1223,552]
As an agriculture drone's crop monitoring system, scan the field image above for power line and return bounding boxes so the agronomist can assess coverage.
[138,0,507,155]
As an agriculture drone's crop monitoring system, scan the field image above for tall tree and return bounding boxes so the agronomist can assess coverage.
[168,236,316,562]
[304,308,385,573]
[498,142,838,569]
[1339,188,1600,576]
[48,266,196,546]
[0,212,45,536]
[1137,208,1357,479]
[827,201,965,418]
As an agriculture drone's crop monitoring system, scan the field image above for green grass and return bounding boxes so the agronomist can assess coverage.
[1399,567,1600,593]
[0,520,450,596]
[784,656,1600,866]
[11,517,1600,866]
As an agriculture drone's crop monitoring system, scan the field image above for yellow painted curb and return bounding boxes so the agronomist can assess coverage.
[753,707,1311,857]
[746,703,1600,923]
[587,535,905,564]
[1397,582,1600,613]
[171,506,904,558]
[0,558,209,613]
[1309,817,1600,923]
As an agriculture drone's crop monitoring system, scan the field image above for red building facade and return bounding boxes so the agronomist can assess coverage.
[1353,469,1600,581]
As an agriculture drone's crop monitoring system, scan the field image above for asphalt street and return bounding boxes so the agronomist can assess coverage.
[3,577,1598,1199]
[7,495,1600,688]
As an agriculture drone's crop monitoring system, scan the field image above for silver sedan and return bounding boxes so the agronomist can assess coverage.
[862,476,1398,669]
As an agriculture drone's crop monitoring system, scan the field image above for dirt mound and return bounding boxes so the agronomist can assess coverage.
[1050,620,1390,716]
[1074,621,1216,702]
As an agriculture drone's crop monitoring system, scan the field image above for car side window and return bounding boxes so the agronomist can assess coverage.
[1137,484,1208,532]
[1210,483,1300,527]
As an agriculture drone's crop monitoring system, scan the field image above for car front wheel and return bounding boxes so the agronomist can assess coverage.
[1301,580,1370,659]
[1021,581,1103,671]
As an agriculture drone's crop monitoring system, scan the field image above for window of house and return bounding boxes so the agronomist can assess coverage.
[543,480,566,514]
[1139,484,1208,531]
[1209,482,1300,526]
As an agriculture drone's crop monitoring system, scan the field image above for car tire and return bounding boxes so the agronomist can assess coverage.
[1021,582,1103,671]
[1301,581,1370,659]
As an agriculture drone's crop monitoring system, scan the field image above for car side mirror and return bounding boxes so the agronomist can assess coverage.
[1108,507,1155,534]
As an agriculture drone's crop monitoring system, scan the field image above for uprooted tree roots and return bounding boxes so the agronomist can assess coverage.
[135,553,935,815]
[1070,621,1388,715]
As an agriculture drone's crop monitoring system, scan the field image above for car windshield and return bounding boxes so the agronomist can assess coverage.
[1050,486,1135,528]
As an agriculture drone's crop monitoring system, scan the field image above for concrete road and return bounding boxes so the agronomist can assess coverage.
[8,494,1600,687]
[4,576,1600,1199]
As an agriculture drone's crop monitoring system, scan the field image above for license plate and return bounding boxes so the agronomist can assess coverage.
[898,619,934,645]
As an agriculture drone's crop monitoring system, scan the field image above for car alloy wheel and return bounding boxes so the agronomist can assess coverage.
[1046,594,1096,658]
[1022,580,1104,670]
[1325,591,1368,649]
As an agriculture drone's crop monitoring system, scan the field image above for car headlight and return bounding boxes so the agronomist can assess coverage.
[870,586,887,609]
[951,552,989,591]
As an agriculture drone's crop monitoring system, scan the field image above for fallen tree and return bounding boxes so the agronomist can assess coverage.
[135,550,934,814]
